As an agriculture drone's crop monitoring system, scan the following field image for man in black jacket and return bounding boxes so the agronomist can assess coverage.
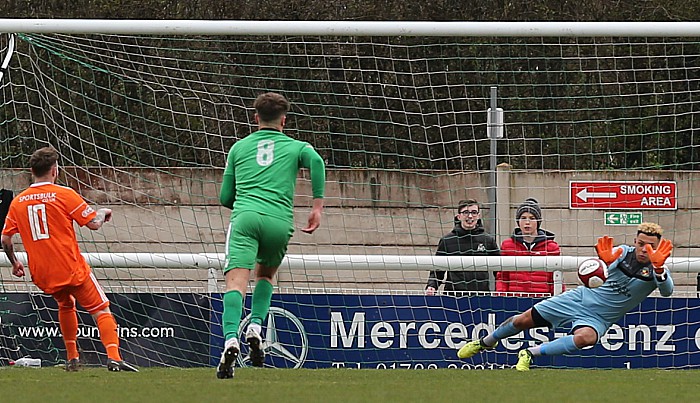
[426,199,500,295]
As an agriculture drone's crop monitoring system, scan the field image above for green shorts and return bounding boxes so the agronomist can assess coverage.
[224,211,294,272]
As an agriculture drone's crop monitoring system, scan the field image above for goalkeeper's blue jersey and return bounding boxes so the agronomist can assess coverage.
[576,245,674,324]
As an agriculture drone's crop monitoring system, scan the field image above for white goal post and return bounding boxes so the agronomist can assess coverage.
[3,19,700,37]
[2,253,700,272]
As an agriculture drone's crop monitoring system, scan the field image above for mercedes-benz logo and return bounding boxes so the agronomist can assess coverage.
[238,306,308,368]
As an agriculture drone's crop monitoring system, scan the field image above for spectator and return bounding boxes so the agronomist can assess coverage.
[426,199,500,295]
[496,198,561,295]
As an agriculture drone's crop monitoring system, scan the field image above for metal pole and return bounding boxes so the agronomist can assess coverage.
[488,87,498,291]
[488,86,498,235]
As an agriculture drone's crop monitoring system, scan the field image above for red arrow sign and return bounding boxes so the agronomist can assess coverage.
[570,181,677,210]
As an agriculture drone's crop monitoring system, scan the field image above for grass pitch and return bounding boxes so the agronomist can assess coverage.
[1,367,697,403]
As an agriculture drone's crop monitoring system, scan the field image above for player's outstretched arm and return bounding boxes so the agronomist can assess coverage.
[1,234,24,277]
[86,208,112,230]
[595,235,622,265]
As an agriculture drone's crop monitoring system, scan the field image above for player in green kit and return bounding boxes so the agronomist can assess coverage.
[216,92,325,379]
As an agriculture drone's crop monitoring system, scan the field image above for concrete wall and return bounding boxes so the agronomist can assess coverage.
[1,166,698,293]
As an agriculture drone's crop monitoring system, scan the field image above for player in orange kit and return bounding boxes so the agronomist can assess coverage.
[1,147,138,372]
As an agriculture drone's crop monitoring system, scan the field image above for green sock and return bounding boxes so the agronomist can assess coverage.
[250,279,274,325]
[222,290,243,340]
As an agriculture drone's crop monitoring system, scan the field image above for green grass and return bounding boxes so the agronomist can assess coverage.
[1,367,698,403]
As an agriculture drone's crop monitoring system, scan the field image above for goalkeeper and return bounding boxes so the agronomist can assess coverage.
[216,92,325,379]
[457,222,674,371]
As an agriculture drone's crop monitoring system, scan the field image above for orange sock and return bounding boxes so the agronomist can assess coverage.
[96,313,122,361]
[58,308,79,361]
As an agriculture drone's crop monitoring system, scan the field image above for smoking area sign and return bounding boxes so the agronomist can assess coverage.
[570,181,677,210]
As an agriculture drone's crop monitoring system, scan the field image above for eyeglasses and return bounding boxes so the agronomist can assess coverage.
[460,210,480,216]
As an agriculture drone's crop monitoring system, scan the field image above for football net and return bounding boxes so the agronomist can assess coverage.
[0,21,699,369]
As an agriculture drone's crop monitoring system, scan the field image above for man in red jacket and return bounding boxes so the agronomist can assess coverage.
[496,198,561,295]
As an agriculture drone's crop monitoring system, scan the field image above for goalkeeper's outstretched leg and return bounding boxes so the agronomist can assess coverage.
[457,340,497,359]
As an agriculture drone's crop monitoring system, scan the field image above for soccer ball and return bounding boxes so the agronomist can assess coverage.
[578,258,608,288]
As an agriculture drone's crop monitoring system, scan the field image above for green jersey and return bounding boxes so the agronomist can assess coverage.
[220,129,325,223]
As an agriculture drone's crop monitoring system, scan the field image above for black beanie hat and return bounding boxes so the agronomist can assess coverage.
[516,198,542,228]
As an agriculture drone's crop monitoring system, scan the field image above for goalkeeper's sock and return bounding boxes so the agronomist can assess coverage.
[540,335,579,356]
[96,313,122,361]
[222,290,244,340]
[250,279,274,326]
[58,307,80,361]
[483,320,518,347]
[529,346,542,356]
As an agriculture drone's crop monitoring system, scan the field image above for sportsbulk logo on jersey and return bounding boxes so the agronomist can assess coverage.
[19,192,56,203]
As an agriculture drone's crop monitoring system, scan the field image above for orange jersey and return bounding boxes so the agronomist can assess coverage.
[2,182,97,294]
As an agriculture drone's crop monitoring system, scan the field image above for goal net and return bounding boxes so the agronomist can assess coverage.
[0,21,698,369]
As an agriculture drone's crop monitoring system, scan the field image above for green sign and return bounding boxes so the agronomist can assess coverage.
[604,212,643,225]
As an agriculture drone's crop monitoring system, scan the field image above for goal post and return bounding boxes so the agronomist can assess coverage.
[4,19,700,36]
[1,20,700,369]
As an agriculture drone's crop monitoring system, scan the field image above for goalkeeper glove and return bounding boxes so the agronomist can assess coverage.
[644,239,673,274]
[595,236,622,265]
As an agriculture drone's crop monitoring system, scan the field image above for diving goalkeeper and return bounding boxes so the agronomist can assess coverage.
[457,222,673,371]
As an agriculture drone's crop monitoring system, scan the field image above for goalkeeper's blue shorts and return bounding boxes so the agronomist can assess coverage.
[533,288,609,341]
